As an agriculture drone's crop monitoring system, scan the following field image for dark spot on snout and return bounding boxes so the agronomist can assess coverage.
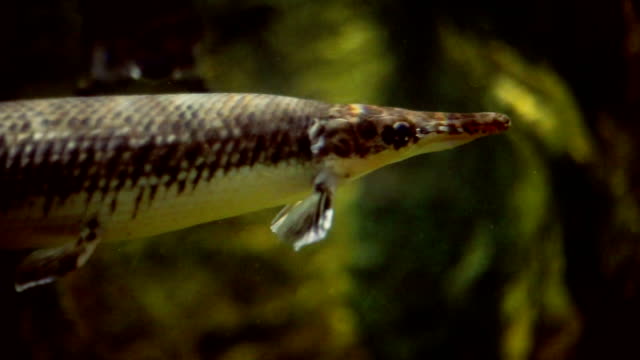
[462,124,478,134]
[356,120,377,140]
[381,125,395,145]
[334,138,352,157]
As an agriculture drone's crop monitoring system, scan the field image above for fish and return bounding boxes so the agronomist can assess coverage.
[0,93,510,291]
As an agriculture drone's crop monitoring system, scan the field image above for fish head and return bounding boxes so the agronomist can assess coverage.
[310,104,511,180]
[396,107,511,155]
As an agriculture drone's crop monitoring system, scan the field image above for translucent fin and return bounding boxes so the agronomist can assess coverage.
[271,171,336,251]
[15,219,100,292]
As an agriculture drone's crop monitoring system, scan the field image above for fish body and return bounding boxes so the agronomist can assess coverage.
[0,94,324,248]
[0,93,510,290]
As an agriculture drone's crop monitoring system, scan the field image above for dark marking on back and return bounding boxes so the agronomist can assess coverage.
[0,94,331,216]
[177,179,187,194]
[183,142,202,165]
[148,184,159,206]
[250,135,266,165]
[110,196,118,213]
[132,188,144,219]
[269,133,283,164]
[223,140,238,173]
[191,160,207,190]
[296,136,311,159]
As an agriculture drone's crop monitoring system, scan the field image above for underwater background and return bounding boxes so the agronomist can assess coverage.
[0,1,638,359]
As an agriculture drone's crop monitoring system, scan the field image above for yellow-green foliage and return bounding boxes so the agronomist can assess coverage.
[197,1,391,104]
[439,26,588,360]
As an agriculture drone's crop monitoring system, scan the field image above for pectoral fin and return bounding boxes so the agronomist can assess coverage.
[271,171,336,251]
[15,219,101,292]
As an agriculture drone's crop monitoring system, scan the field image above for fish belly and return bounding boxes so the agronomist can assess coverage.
[0,162,316,248]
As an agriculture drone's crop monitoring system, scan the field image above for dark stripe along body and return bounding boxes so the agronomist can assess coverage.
[0,93,330,216]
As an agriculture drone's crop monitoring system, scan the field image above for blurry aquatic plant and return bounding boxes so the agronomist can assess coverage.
[439,25,588,360]
[349,22,591,360]
[440,26,594,163]
[197,1,392,104]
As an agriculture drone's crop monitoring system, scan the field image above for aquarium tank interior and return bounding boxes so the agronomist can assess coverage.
[0,1,638,359]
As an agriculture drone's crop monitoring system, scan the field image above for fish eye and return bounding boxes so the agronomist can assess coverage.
[393,122,412,140]
[390,121,414,148]
[393,122,410,131]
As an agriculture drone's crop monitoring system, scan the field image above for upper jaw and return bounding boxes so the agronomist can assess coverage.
[414,111,511,138]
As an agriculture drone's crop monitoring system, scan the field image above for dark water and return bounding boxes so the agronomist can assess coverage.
[0,1,638,359]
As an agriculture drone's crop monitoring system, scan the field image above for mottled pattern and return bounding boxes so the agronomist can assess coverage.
[309,104,511,159]
[0,94,331,216]
[0,93,511,222]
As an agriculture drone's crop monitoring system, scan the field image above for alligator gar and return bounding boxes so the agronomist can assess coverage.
[0,93,510,291]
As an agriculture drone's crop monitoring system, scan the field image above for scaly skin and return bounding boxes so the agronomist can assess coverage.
[0,94,328,247]
[0,93,510,290]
